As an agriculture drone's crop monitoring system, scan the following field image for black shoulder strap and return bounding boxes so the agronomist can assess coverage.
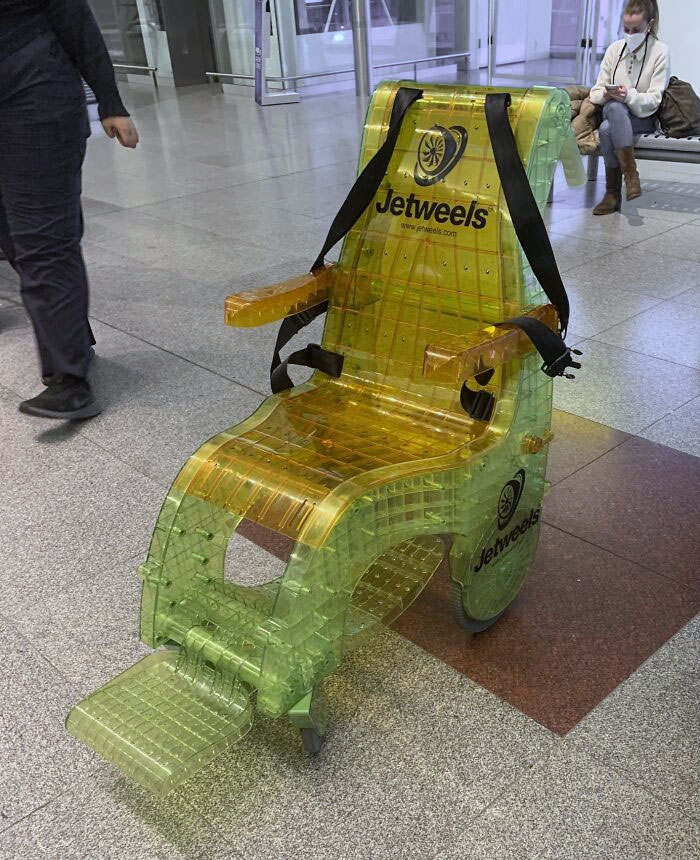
[483,92,581,382]
[484,92,570,334]
[270,86,423,394]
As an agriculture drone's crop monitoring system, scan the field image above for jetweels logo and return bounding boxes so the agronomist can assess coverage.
[473,469,541,573]
[375,124,490,230]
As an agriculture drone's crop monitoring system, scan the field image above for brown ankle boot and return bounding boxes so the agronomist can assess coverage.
[615,146,642,200]
[593,167,622,215]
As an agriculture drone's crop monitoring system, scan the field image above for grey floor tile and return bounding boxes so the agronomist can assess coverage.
[132,198,329,261]
[9,533,284,708]
[639,394,700,458]
[564,246,700,299]
[626,189,700,223]
[274,182,357,220]
[649,614,700,678]
[593,301,700,369]
[224,531,286,587]
[185,629,553,860]
[552,340,700,434]
[543,202,584,226]
[7,555,149,697]
[549,211,677,247]
[0,387,164,610]
[0,260,16,283]
[0,765,241,860]
[633,222,700,263]
[65,321,265,484]
[549,233,619,273]
[84,135,273,194]
[0,305,26,340]
[672,284,700,307]
[637,168,700,188]
[89,228,304,285]
[435,744,700,860]
[0,617,95,829]
[83,207,227,249]
[638,160,700,179]
[567,655,700,820]
[564,276,661,337]
[81,196,125,218]
[84,250,316,393]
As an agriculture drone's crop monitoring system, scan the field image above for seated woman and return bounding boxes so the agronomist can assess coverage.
[589,0,670,215]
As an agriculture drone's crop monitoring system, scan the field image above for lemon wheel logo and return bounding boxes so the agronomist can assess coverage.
[414,124,468,186]
[497,469,525,530]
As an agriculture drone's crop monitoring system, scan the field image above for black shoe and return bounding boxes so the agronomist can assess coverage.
[42,347,96,387]
[19,375,101,420]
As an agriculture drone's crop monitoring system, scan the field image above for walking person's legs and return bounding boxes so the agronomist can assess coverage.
[0,118,100,418]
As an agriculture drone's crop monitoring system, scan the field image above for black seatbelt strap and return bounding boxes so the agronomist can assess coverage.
[458,93,581,421]
[482,92,582,383]
[499,315,581,378]
[270,86,423,394]
[310,86,423,273]
[484,92,570,334]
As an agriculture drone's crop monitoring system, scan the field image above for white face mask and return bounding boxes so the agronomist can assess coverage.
[625,30,648,53]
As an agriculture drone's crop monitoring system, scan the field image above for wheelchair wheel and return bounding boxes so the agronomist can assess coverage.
[450,581,510,632]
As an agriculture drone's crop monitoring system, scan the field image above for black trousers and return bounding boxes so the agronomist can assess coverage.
[0,32,94,380]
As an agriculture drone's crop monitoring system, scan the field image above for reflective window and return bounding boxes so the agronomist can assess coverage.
[87,0,149,65]
[294,0,419,35]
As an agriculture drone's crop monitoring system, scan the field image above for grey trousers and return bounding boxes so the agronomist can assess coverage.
[0,33,94,381]
[599,100,657,168]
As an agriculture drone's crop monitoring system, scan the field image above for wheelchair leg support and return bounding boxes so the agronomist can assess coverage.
[288,682,328,755]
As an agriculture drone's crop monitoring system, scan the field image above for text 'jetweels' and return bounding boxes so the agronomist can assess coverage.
[376,188,489,230]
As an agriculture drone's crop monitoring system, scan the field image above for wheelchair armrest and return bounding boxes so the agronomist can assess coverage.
[423,305,559,383]
[225,265,335,328]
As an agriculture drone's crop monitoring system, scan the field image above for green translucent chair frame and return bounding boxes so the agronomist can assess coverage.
[67,83,585,795]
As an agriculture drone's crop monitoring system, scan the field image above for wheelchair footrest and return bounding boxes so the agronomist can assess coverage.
[345,535,444,635]
[66,651,253,796]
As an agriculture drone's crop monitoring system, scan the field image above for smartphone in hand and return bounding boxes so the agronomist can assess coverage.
[605,85,621,93]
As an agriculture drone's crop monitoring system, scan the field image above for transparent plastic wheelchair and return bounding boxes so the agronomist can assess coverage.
[67,83,584,795]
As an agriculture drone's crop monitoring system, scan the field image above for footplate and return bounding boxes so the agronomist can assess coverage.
[344,535,444,636]
[66,651,253,795]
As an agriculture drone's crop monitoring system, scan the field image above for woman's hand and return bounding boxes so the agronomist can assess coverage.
[101,117,139,148]
[603,84,628,103]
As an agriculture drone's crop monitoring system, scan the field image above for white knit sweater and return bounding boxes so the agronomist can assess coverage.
[590,35,671,118]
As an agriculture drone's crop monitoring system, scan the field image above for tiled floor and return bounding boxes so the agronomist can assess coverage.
[0,82,698,859]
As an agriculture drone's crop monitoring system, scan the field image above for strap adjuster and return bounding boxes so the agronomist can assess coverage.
[542,347,583,379]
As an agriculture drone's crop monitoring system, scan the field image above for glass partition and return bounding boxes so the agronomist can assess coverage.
[88,0,149,65]
[290,0,466,84]
[208,0,284,84]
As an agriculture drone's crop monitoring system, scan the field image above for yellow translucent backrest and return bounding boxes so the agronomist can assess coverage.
[320,82,572,414]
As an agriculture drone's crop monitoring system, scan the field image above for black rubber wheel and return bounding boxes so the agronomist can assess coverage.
[300,728,324,755]
[450,581,509,633]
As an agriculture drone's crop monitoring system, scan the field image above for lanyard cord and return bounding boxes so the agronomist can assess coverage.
[612,33,649,90]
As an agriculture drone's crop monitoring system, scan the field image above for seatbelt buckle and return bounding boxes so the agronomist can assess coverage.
[542,347,583,379]
[306,343,344,379]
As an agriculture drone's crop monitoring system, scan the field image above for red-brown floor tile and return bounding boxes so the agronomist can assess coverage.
[392,524,700,734]
[544,436,700,590]
[238,519,293,562]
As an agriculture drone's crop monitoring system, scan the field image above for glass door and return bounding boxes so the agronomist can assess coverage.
[88,0,149,65]
[289,0,468,86]
[490,0,598,86]
[208,0,284,85]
